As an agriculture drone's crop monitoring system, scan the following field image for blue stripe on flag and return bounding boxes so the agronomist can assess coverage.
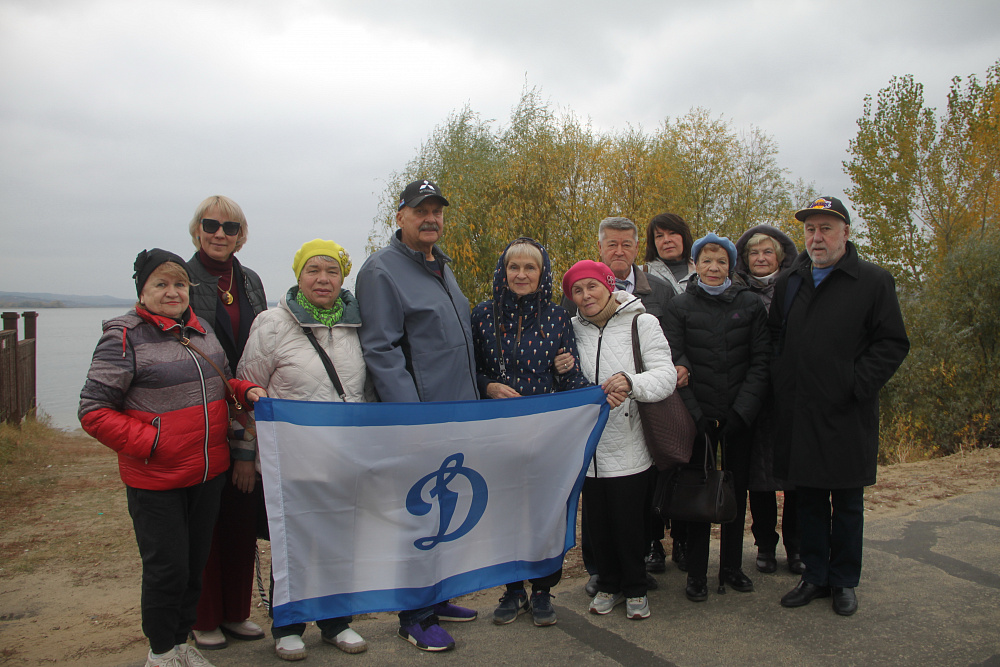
[254,385,607,427]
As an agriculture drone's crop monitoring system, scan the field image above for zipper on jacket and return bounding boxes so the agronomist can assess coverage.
[180,342,211,483]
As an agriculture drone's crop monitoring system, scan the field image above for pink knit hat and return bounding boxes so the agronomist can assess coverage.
[562,260,616,297]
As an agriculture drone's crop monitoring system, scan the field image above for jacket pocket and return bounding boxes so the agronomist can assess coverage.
[146,416,162,462]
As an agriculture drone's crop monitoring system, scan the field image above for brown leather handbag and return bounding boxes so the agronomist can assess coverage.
[630,315,696,470]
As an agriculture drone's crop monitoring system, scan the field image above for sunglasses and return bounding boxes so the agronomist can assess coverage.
[201,219,241,236]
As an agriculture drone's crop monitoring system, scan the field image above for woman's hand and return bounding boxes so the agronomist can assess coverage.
[232,459,256,493]
[601,372,632,408]
[487,382,521,399]
[675,365,690,388]
[246,387,268,403]
[554,348,575,375]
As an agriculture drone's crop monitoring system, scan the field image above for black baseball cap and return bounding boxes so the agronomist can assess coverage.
[795,196,851,224]
[398,179,450,211]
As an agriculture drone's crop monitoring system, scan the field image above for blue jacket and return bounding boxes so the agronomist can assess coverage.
[356,230,479,403]
[471,239,590,397]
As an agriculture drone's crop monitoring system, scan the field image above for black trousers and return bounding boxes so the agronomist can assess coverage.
[126,474,225,654]
[505,566,562,594]
[797,486,865,588]
[686,428,751,580]
[749,489,800,554]
[582,467,656,598]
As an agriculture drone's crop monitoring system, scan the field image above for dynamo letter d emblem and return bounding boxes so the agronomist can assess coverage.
[405,453,488,550]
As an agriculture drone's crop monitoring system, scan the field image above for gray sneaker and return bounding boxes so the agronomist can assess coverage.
[589,591,625,615]
[626,595,650,619]
[492,589,527,624]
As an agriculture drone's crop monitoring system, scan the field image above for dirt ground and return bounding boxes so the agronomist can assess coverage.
[1,429,997,666]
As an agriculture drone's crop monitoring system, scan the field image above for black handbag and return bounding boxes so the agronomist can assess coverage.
[630,315,696,470]
[653,433,737,524]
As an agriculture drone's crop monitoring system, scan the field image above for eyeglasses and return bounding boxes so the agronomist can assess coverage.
[201,219,241,236]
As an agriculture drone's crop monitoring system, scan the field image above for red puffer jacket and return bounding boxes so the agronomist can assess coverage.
[79,307,259,491]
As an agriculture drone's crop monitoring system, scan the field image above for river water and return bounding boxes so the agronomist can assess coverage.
[23,307,133,430]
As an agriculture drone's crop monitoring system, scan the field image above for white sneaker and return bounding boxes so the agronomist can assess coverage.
[626,595,650,619]
[190,628,227,650]
[177,644,216,667]
[145,647,183,667]
[589,591,625,614]
[275,635,307,661]
[323,627,368,654]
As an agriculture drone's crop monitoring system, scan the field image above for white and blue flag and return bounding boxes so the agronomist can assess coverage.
[254,386,609,626]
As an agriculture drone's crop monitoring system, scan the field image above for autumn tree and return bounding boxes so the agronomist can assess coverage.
[844,59,1000,287]
[369,88,809,304]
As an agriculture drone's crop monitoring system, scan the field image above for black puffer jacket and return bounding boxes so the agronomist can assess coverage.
[662,280,770,426]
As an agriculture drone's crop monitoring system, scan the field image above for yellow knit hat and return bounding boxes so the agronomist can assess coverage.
[292,239,352,279]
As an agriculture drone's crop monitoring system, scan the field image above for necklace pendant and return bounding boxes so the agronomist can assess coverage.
[222,291,233,305]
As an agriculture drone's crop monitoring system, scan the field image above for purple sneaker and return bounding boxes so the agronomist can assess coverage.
[398,617,455,652]
[433,601,478,622]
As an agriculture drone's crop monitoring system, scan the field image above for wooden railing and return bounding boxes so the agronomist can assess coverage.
[1,312,37,424]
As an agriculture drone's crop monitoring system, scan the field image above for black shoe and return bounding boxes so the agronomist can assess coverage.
[780,580,831,608]
[492,589,527,625]
[584,574,599,597]
[685,576,708,602]
[671,540,688,572]
[832,587,858,616]
[720,567,754,593]
[645,539,666,573]
[645,572,659,591]
[787,553,806,575]
[755,550,777,574]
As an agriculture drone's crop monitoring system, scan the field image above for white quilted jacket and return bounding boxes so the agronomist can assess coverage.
[237,290,372,404]
[573,292,677,478]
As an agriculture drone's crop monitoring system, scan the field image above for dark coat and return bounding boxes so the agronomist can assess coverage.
[187,253,267,374]
[768,242,909,489]
[472,239,590,397]
[662,279,770,426]
[734,225,798,490]
[561,264,674,331]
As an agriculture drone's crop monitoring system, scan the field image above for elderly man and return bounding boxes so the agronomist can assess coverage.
[769,196,909,616]
[564,216,674,324]
[356,178,479,652]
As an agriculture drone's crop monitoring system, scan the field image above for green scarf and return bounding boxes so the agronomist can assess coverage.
[296,289,344,327]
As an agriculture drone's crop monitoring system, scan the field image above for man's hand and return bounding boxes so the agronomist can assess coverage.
[232,459,256,493]
[675,365,690,388]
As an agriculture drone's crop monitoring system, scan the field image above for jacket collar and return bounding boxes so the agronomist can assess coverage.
[791,241,861,280]
[135,305,206,334]
[281,286,362,327]
[631,265,652,296]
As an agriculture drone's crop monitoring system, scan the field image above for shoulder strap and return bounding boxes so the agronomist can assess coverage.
[302,327,347,401]
[169,329,241,410]
[630,314,645,373]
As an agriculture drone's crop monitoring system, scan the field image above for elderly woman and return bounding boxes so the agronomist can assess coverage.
[237,239,372,660]
[734,225,804,576]
[79,249,265,667]
[470,237,589,628]
[641,212,697,573]
[564,260,676,621]
[185,195,269,651]
[662,233,770,602]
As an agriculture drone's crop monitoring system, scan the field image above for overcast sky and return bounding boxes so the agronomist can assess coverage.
[2,0,998,299]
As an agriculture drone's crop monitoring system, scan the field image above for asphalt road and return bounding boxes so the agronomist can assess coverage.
[121,487,1000,666]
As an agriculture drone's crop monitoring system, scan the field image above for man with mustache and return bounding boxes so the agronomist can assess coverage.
[356,179,480,652]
